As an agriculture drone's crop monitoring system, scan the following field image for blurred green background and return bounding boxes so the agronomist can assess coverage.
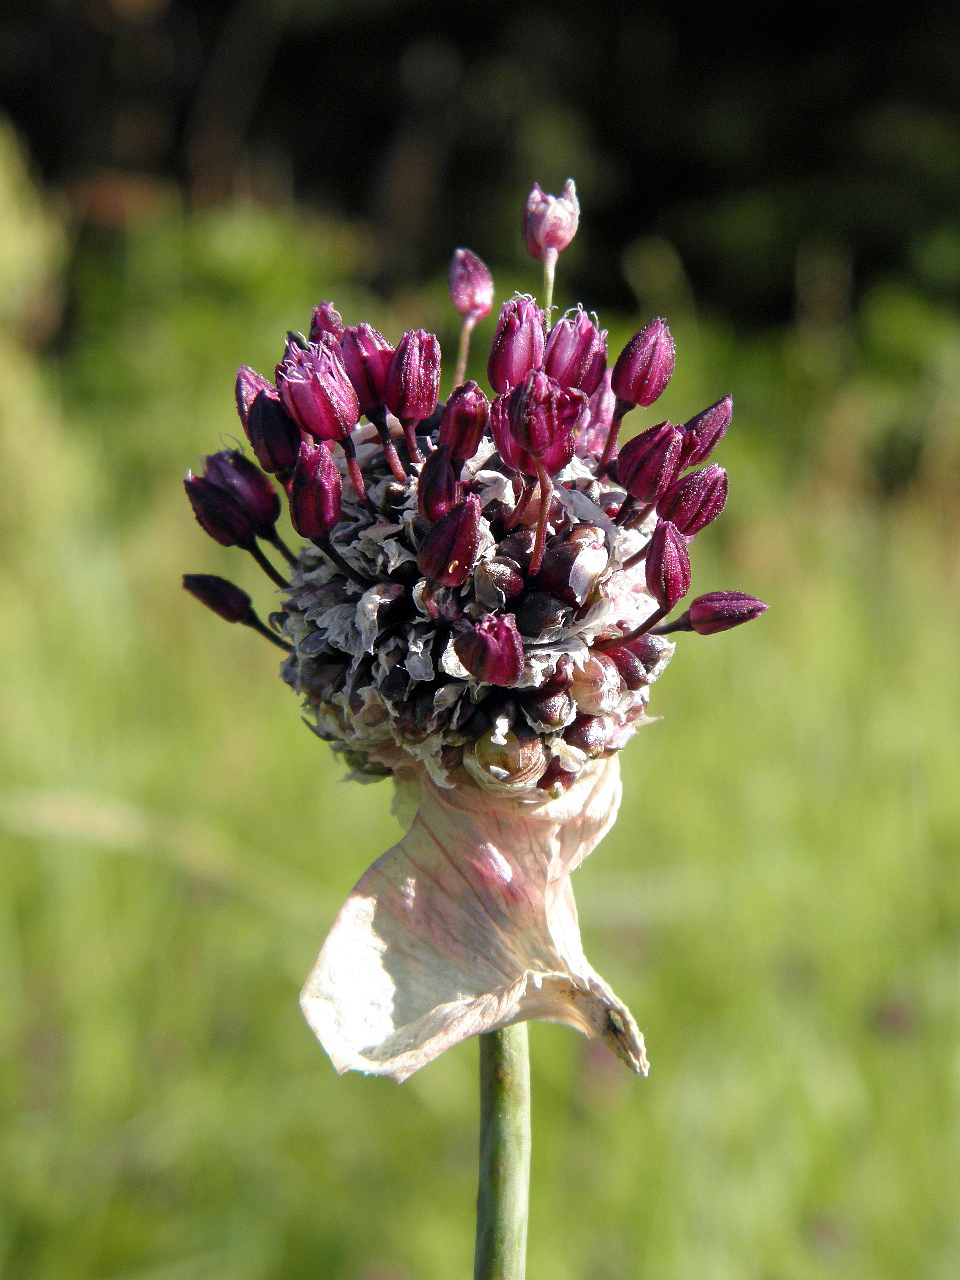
[2,2,960,1276]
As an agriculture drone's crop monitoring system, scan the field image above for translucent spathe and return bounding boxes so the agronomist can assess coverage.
[301,755,648,1082]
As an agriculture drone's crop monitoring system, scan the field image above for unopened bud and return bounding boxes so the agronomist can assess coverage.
[245,388,303,474]
[289,441,342,541]
[671,591,768,635]
[417,444,461,521]
[340,323,395,417]
[521,179,580,262]
[202,449,281,536]
[416,494,482,587]
[487,296,545,394]
[184,473,256,548]
[576,369,616,461]
[276,339,360,441]
[309,302,345,344]
[449,249,494,320]
[235,366,272,428]
[679,396,732,469]
[616,422,683,504]
[543,308,607,396]
[611,318,675,409]
[505,370,585,471]
[453,613,524,686]
[385,329,441,424]
[182,574,253,623]
[438,381,490,460]
[657,464,728,535]
[644,520,691,609]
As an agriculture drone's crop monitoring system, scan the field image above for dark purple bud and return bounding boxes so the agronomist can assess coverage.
[645,520,691,609]
[438,381,490,460]
[684,591,768,634]
[289,441,342,541]
[182,574,253,624]
[184,473,256,548]
[611,318,675,408]
[416,493,482,586]
[384,329,441,424]
[616,422,683,504]
[543,308,607,396]
[309,302,345,345]
[276,339,360,441]
[505,370,585,469]
[487,296,546,394]
[235,366,272,429]
[417,444,461,521]
[449,249,494,320]
[245,388,303,474]
[340,324,394,417]
[491,390,577,478]
[202,449,280,536]
[576,369,616,462]
[657,463,728,536]
[521,179,579,261]
[679,395,732,469]
[453,613,524,686]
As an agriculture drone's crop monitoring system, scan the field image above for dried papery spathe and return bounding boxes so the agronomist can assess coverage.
[301,755,646,1081]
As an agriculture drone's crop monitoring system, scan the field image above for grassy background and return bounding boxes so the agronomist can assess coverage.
[1,118,959,1279]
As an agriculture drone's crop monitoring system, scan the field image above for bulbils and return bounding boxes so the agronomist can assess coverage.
[611,318,675,409]
[522,179,580,261]
[448,249,494,321]
[289,441,342,541]
[487,297,546,394]
[453,614,524,686]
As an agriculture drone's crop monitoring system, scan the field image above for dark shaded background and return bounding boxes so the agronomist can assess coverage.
[6,0,960,321]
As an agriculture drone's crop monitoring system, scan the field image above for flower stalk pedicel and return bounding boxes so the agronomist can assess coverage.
[182,180,767,1280]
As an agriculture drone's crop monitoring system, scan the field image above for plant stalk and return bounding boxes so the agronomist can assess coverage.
[474,1024,531,1280]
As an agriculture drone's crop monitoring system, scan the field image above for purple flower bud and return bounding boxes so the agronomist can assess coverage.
[491,390,578,478]
[543,308,607,396]
[384,329,441,424]
[276,339,360,441]
[245,388,303,474]
[438,381,490,460]
[645,520,691,609]
[417,444,461,521]
[611,318,675,408]
[235,365,272,429]
[309,302,345,344]
[521,179,580,262]
[679,395,732,469]
[506,370,585,467]
[657,463,728,535]
[616,422,683,504]
[184,473,256,548]
[576,369,616,461]
[685,591,768,634]
[449,249,494,320]
[289,441,342,541]
[202,449,281,536]
[453,613,524,686]
[182,574,253,624]
[416,494,482,587]
[487,296,545,394]
[340,324,395,417]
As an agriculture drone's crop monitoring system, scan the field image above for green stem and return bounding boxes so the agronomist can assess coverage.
[474,1024,531,1280]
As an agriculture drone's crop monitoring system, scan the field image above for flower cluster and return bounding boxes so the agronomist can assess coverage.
[183,182,767,1079]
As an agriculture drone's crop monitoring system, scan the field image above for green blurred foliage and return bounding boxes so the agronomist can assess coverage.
[1,117,960,1280]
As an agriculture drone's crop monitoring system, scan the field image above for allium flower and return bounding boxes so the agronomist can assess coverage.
[183,183,767,1084]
